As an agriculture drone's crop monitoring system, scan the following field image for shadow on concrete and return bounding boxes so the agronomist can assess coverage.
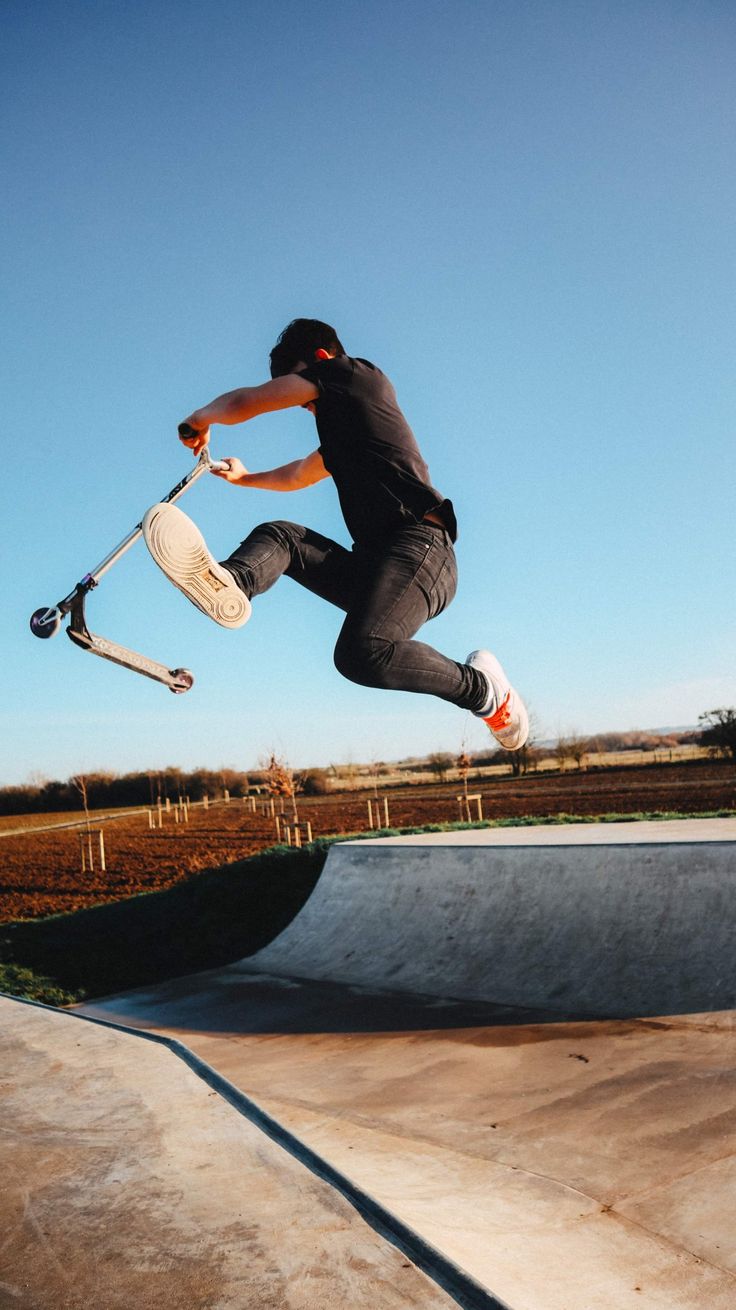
[80,967,594,1035]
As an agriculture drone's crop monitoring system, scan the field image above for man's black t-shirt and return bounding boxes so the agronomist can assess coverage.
[296,355,457,549]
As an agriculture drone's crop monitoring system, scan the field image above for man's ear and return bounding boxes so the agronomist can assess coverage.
[314,348,332,361]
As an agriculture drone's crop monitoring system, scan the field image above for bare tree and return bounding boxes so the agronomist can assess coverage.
[456,750,471,804]
[71,774,91,834]
[369,755,387,799]
[554,735,570,771]
[699,708,736,763]
[567,733,590,771]
[507,706,541,778]
[555,731,589,772]
[71,773,97,873]
[428,751,453,783]
[262,751,299,822]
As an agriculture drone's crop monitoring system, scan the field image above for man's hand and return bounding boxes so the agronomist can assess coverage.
[212,457,248,484]
[178,417,210,457]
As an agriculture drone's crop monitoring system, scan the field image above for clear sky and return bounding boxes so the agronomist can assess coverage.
[2,0,734,786]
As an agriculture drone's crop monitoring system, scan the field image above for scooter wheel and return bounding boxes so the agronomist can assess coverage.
[30,607,62,639]
[169,668,194,694]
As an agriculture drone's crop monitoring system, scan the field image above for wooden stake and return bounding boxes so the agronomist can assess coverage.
[457,793,483,822]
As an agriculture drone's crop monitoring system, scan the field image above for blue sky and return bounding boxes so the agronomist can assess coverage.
[2,0,734,785]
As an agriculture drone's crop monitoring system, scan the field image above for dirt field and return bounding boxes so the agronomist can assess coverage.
[0,760,733,924]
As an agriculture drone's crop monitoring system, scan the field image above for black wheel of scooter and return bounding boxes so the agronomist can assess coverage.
[30,607,62,638]
[169,668,194,694]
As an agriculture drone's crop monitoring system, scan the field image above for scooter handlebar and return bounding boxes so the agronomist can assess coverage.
[179,428,228,474]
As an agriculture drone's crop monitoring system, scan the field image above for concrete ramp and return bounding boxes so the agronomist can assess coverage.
[239,820,736,1017]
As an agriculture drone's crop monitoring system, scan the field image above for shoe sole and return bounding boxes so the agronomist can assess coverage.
[143,504,251,629]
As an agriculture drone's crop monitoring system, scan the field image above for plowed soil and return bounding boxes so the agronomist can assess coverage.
[1,761,733,924]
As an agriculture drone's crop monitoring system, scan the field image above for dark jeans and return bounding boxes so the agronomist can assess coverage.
[222,520,488,712]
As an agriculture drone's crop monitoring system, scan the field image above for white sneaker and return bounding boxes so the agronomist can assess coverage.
[142,503,251,628]
[466,649,529,751]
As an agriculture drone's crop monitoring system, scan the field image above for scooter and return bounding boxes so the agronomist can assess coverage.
[29,446,228,694]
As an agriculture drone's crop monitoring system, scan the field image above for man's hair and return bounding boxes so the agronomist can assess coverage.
[269,318,346,378]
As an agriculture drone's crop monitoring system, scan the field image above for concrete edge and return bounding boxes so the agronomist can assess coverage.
[2,990,512,1310]
[343,837,736,850]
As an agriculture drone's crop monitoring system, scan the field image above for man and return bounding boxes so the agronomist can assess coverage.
[142,318,528,749]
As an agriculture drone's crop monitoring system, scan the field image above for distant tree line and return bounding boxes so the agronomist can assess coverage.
[0,768,254,817]
[0,762,337,817]
[473,728,700,769]
[2,717,728,818]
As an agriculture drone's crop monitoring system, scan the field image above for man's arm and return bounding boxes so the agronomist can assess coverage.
[180,374,319,453]
[213,448,330,491]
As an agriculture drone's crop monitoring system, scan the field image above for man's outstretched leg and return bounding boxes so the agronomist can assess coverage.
[142,503,251,627]
[143,505,356,622]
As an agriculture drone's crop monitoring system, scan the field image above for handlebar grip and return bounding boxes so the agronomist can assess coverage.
[178,422,200,439]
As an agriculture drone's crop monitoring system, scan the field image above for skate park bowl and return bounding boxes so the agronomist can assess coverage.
[4,818,736,1309]
[234,818,736,1018]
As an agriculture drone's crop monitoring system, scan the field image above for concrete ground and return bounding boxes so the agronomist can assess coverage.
[4,818,736,1307]
[77,982,736,1309]
[1,996,471,1310]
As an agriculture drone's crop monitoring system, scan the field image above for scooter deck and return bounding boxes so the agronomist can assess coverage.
[67,626,194,694]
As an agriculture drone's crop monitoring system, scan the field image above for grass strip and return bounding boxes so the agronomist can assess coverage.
[1,810,733,1006]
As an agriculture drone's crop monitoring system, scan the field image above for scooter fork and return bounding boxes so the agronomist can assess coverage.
[29,448,228,693]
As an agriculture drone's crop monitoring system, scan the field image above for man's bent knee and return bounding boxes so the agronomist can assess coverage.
[333,633,395,689]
